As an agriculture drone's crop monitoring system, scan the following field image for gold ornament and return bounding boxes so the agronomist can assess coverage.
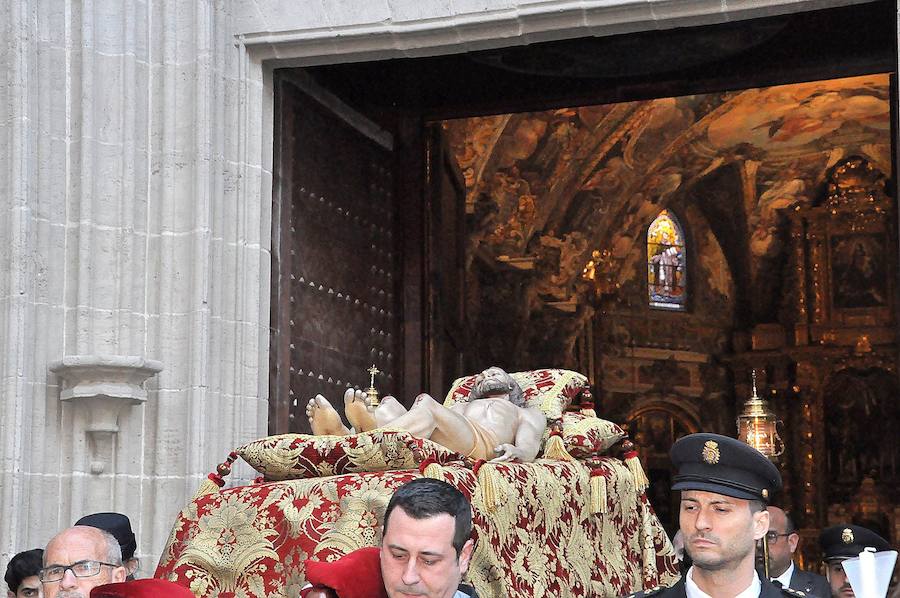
[842,528,854,544]
[702,440,720,464]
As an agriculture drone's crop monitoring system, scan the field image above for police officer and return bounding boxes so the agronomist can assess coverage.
[625,433,804,598]
[819,524,891,598]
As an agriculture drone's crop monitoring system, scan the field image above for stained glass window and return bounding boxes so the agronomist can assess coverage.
[647,210,686,310]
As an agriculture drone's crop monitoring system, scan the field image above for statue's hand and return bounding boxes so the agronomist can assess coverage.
[491,443,525,463]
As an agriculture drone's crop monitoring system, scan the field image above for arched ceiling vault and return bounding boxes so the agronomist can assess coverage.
[445,74,891,324]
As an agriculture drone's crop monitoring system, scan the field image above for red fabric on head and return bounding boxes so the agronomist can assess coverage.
[302,547,388,598]
[90,579,195,597]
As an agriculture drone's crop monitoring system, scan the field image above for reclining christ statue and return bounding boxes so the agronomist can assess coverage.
[306,366,546,462]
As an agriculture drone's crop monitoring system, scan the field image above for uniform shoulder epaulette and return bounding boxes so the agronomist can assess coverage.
[623,585,666,598]
[781,587,806,597]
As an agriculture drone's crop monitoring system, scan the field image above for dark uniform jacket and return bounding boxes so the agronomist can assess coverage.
[787,568,829,598]
[624,576,809,598]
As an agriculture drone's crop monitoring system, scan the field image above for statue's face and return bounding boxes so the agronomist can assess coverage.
[472,367,514,399]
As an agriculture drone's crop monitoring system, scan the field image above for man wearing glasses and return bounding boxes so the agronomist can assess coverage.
[40,527,127,598]
[759,507,829,598]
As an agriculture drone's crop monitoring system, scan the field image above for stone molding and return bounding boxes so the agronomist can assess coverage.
[234,0,872,63]
[49,356,163,474]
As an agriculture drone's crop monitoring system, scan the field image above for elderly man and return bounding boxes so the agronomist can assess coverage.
[758,507,828,597]
[73,514,138,580]
[307,366,546,462]
[303,477,478,598]
[5,548,43,598]
[40,527,127,598]
[625,433,800,598]
[819,524,891,598]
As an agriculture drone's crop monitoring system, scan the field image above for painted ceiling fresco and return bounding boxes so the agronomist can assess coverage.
[443,74,891,323]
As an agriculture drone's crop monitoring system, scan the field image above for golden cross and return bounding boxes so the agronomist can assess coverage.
[368,364,380,387]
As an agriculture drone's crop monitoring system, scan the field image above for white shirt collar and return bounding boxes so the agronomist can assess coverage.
[773,561,795,588]
[685,566,762,598]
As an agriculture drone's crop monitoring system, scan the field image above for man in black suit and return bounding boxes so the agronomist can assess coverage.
[623,433,804,598]
[760,507,829,598]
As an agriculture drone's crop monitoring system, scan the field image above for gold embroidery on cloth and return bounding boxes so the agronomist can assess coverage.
[160,453,678,597]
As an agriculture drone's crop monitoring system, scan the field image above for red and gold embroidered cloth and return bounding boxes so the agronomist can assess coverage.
[156,456,678,597]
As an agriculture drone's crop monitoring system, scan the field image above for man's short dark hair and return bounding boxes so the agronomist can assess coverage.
[748,499,766,515]
[383,478,473,558]
[782,511,796,534]
[5,548,43,593]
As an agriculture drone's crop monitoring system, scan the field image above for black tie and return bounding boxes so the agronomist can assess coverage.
[772,580,783,589]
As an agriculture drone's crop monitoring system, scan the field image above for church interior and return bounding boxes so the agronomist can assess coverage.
[439,75,898,568]
[268,0,898,573]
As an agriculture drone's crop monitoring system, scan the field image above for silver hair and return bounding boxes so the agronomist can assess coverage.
[99,529,123,565]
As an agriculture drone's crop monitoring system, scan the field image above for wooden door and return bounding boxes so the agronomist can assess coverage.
[424,126,468,396]
[271,72,403,434]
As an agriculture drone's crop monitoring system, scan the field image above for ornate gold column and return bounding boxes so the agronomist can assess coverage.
[789,212,809,345]
[794,361,823,526]
[806,221,828,326]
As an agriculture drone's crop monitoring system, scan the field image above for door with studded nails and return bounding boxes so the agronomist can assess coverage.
[271,72,402,434]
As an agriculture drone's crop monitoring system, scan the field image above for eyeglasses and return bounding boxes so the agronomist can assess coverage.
[764,531,794,543]
[39,560,122,582]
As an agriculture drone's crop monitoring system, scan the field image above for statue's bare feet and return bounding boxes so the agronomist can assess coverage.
[344,388,379,432]
[374,395,407,427]
[306,394,350,436]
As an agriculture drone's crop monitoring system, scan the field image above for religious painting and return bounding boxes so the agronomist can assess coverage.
[647,210,687,311]
[830,234,887,309]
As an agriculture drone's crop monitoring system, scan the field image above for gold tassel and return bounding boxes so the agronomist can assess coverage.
[477,463,500,513]
[422,461,444,479]
[192,475,222,502]
[543,434,574,462]
[590,472,607,514]
[624,451,650,494]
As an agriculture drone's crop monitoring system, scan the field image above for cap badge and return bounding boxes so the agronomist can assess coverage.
[842,528,854,544]
[761,489,769,500]
[702,440,720,464]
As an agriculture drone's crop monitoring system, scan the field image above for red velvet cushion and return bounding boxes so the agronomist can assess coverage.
[444,369,588,420]
[556,412,626,458]
[237,429,467,481]
[91,579,194,597]
[302,547,388,598]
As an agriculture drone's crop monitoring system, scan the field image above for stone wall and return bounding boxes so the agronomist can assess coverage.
[0,0,874,575]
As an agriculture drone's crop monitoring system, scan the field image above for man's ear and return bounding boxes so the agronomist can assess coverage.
[752,508,770,541]
[458,539,475,574]
[8,590,16,598]
[111,564,128,583]
[788,532,800,553]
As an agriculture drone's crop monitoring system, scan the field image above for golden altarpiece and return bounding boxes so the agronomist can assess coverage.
[740,157,900,565]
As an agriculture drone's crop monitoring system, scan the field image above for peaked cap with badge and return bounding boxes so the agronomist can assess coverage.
[819,524,891,561]
[619,434,797,598]
[670,433,782,502]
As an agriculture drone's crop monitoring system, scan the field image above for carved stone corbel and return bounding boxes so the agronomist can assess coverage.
[49,356,163,474]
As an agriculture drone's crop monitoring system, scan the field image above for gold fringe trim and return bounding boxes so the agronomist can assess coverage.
[477,464,500,512]
[590,473,607,514]
[422,461,445,479]
[192,477,221,502]
[543,435,574,462]
[625,453,650,495]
